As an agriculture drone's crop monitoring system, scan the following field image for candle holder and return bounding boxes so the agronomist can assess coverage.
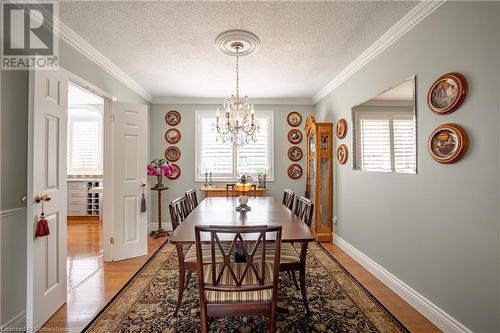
[204,172,208,187]
[209,172,213,186]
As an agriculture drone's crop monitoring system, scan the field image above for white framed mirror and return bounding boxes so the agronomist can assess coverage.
[351,76,416,174]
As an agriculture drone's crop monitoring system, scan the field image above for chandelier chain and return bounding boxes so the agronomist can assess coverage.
[235,46,240,98]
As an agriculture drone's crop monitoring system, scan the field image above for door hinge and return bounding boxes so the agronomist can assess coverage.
[109,237,115,245]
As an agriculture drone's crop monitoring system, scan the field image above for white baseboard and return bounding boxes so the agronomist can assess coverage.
[333,234,472,333]
[2,311,26,330]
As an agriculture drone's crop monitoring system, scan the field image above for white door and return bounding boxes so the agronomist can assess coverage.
[107,102,148,261]
[27,70,68,330]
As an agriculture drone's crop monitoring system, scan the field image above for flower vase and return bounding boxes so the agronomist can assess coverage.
[155,176,164,188]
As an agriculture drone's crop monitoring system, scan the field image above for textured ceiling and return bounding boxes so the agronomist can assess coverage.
[59,1,417,99]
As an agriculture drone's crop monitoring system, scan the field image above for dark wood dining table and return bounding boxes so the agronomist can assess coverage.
[169,196,316,244]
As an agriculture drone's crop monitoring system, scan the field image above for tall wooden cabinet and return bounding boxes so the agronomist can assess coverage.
[304,116,333,242]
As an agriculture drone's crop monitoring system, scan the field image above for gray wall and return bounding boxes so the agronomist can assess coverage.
[314,2,500,332]
[149,103,314,228]
[0,38,148,328]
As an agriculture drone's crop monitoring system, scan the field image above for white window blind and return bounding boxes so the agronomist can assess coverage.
[360,118,391,172]
[355,110,416,174]
[196,110,274,180]
[198,116,234,177]
[67,106,103,175]
[394,118,416,173]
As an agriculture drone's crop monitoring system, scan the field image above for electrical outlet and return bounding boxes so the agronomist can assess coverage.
[333,216,338,224]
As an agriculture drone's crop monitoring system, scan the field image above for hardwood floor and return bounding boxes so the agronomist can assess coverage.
[42,220,438,333]
[321,243,441,333]
[42,219,166,332]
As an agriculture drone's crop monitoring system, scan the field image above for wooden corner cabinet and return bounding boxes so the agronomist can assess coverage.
[304,116,333,242]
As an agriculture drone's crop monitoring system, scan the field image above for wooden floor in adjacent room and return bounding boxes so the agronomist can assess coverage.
[42,219,166,332]
[42,220,438,333]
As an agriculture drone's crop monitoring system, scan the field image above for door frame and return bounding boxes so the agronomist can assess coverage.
[59,66,115,261]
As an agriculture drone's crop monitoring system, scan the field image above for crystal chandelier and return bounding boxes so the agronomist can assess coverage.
[215,41,258,147]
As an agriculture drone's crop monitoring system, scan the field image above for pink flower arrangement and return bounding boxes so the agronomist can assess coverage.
[147,159,174,177]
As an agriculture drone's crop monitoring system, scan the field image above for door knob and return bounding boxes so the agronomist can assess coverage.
[34,193,52,203]
[21,195,28,204]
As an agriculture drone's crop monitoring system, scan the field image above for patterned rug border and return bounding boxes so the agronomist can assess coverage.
[84,241,410,333]
[316,243,409,332]
[82,239,171,332]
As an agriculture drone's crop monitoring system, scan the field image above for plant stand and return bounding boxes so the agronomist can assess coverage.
[150,186,170,239]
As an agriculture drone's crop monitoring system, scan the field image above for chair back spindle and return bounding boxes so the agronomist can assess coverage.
[293,196,314,227]
[282,189,295,211]
[169,196,190,230]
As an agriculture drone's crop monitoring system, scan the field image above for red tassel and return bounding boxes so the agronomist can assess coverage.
[35,214,50,237]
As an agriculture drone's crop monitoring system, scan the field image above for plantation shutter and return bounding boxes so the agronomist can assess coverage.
[198,116,234,177]
[237,115,271,175]
[359,118,391,172]
[67,107,103,174]
[393,118,416,173]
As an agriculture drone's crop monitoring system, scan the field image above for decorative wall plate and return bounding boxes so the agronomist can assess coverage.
[288,146,303,161]
[165,110,181,126]
[427,73,467,114]
[288,129,303,144]
[165,146,181,162]
[336,144,348,165]
[167,163,181,179]
[336,119,347,139]
[428,123,468,164]
[287,164,303,179]
[287,112,302,127]
[165,128,181,144]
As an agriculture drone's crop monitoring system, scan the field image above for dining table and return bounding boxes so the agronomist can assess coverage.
[168,196,316,244]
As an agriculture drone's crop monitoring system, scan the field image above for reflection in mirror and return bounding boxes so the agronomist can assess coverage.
[352,77,416,174]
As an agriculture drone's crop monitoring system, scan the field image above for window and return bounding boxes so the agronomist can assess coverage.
[354,110,416,173]
[67,105,103,175]
[195,110,274,181]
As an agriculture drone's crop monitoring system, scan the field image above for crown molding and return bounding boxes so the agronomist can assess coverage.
[57,20,153,102]
[313,1,446,104]
[152,97,314,106]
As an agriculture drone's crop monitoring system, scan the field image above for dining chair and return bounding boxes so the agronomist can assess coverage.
[257,195,314,314]
[170,196,229,316]
[195,225,282,333]
[282,189,295,211]
[185,188,199,214]
[225,184,236,197]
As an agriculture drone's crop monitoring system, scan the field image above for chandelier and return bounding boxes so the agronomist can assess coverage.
[214,31,260,147]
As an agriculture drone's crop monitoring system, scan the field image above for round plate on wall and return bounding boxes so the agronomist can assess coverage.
[288,146,303,161]
[165,146,181,162]
[427,72,467,115]
[287,112,302,127]
[336,144,349,165]
[165,110,181,126]
[428,123,468,164]
[336,119,347,139]
[288,129,303,144]
[165,128,181,144]
[167,163,181,179]
[287,164,303,179]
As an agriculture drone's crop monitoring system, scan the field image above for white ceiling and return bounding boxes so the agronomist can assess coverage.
[59,1,417,99]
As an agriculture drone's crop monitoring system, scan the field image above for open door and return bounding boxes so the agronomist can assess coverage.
[104,101,148,261]
[27,69,68,330]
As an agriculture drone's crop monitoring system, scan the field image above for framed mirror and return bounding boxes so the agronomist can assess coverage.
[351,77,416,174]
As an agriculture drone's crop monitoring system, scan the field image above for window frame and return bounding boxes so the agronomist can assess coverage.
[67,104,104,176]
[194,109,275,182]
[352,105,416,174]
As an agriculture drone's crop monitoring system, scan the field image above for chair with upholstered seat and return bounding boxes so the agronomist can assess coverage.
[195,225,282,333]
[170,196,228,316]
[257,195,314,314]
[282,189,295,211]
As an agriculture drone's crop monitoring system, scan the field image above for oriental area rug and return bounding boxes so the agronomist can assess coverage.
[85,242,408,333]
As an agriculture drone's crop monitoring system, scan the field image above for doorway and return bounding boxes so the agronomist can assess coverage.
[66,82,105,292]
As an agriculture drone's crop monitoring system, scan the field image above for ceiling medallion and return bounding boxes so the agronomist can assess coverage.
[215,30,260,57]
[214,30,260,147]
